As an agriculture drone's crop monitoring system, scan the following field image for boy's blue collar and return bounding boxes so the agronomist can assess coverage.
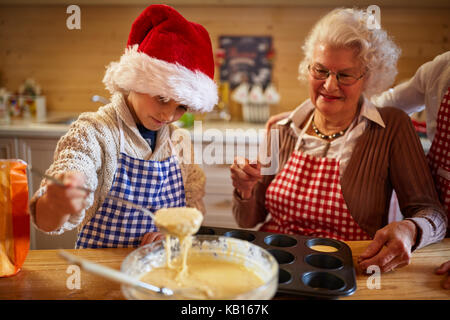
[136,123,157,150]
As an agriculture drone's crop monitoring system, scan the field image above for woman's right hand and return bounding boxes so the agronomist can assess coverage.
[230,157,262,200]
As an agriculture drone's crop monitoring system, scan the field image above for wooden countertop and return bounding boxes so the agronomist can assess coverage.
[1,239,449,300]
[341,239,449,300]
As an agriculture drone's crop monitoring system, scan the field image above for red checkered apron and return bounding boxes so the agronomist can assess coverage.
[426,87,450,219]
[262,114,371,241]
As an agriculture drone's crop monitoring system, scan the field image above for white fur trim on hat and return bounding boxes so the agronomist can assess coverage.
[102,45,218,113]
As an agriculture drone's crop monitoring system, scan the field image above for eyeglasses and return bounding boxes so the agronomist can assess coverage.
[308,64,366,86]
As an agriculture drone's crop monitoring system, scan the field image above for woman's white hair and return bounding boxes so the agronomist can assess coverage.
[298,8,401,97]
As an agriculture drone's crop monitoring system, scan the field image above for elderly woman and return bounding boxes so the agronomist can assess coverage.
[230,8,447,273]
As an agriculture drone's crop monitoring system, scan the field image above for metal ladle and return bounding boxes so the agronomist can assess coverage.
[104,196,203,237]
[30,168,202,236]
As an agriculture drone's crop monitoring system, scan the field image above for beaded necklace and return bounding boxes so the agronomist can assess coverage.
[311,116,350,140]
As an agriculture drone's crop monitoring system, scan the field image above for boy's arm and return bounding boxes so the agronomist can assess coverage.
[30,116,105,234]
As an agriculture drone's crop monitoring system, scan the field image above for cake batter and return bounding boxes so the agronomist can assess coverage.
[140,207,265,299]
[154,207,203,238]
[139,252,265,299]
[310,245,338,252]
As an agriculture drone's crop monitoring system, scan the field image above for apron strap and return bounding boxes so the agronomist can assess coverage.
[117,112,125,154]
[151,129,178,160]
[294,112,314,151]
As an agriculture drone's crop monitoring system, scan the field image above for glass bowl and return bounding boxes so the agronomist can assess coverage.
[120,235,279,300]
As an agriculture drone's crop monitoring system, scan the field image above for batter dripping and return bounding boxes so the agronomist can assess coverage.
[140,207,265,299]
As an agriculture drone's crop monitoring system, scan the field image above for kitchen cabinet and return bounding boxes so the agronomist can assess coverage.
[18,137,79,250]
[18,138,58,193]
[200,163,238,229]
[0,137,18,159]
[196,132,263,230]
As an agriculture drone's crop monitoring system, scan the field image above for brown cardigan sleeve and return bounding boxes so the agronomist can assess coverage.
[232,122,297,228]
[386,108,447,248]
[232,177,273,228]
[342,107,447,249]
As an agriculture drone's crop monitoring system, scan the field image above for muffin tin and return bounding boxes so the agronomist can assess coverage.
[195,226,357,299]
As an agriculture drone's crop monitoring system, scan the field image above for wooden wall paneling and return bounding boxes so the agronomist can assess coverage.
[1,5,449,116]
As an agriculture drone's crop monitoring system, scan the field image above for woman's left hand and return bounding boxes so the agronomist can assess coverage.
[140,232,165,246]
[435,261,450,289]
[357,220,417,273]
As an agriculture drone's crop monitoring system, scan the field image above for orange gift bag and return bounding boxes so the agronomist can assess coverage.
[0,160,30,277]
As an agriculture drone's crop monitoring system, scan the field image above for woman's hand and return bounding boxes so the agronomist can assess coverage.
[435,261,450,289]
[36,171,89,232]
[140,232,165,246]
[358,220,417,273]
[230,157,262,200]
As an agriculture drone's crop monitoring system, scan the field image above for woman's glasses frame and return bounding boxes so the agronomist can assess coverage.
[308,64,366,86]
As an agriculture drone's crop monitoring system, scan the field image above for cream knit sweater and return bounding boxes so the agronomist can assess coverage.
[29,93,206,235]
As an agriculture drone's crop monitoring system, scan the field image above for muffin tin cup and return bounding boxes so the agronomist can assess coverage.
[196,226,357,299]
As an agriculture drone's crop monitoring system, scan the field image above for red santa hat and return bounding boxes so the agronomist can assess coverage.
[102,4,218,113]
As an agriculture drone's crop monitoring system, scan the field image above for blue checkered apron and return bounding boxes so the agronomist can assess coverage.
[76,117,186,248]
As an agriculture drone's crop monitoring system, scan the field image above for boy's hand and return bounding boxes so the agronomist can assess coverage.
[45,171,89,215]
[36,171,89,232]
[140,232,165,246]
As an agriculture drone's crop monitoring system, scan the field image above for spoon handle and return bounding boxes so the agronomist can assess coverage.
[31,167,155,220]
[58,250,172,296]
[30,167,95,194]
[106,195,155,220]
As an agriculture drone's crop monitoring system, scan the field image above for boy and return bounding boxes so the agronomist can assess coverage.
[30,4,217,248]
